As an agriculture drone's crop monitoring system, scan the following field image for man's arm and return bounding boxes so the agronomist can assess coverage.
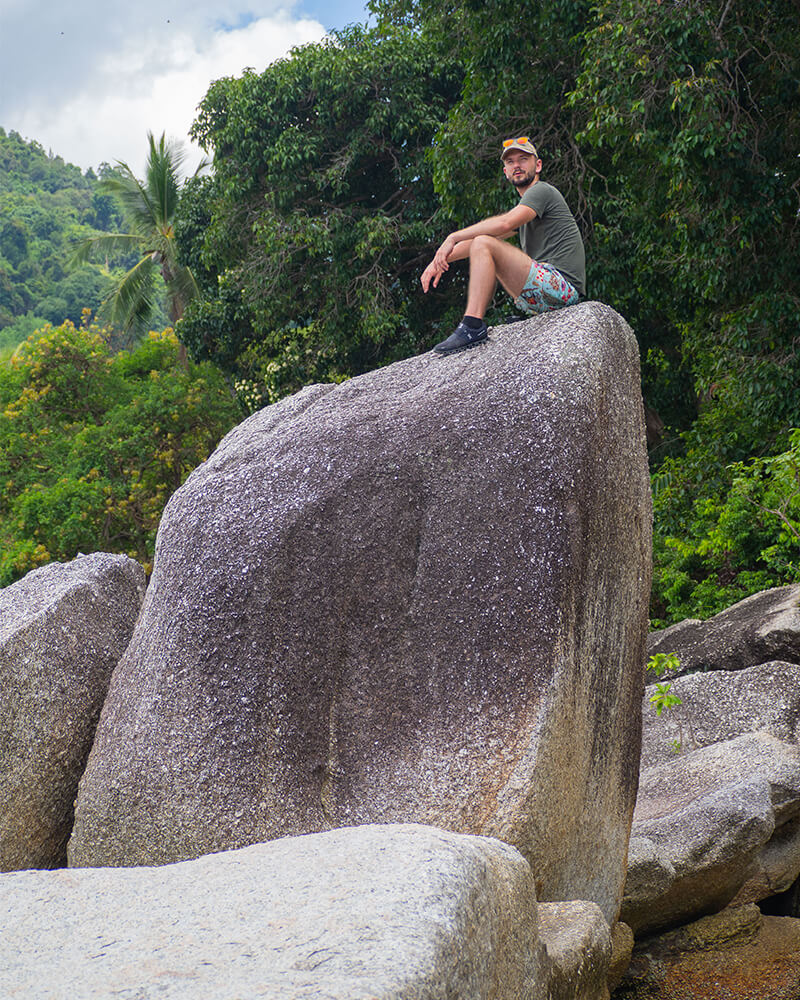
[421,203,535,292]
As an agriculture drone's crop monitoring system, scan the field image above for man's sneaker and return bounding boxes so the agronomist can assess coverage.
[433,319,488,354]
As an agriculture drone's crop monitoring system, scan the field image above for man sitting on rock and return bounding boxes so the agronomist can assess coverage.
[420,136,586,355]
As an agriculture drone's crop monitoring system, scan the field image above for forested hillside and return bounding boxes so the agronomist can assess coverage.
[0,317,238,586]
[1,0,798,623]
[0,129,163,358]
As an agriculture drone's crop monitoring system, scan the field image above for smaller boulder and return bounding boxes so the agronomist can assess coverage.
[630,660,800,932]
[538,900,611,1000]
[622,732,800,935]
[641,660,800,768]
[607,922,635,992]
[647,584,800,676]
[0,554,145,871]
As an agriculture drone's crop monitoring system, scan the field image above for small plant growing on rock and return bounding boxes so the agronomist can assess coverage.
[647,652,695,752]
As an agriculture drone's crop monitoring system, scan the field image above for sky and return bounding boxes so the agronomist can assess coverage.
[0,0,371,177]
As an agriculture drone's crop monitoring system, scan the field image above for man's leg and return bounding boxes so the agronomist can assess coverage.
[465,236,534,318]
[433,237,535,354]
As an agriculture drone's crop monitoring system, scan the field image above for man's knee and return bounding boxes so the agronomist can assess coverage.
[470,234,502,256]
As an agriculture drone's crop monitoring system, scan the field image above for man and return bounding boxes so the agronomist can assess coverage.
[420,137,586,354]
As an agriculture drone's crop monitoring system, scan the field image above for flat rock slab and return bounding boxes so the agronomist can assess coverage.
[0,554,145,871]
[2,825,546,1000]
[69,303,651,923]
[622,732,800,935]
[615,904,800,1000]
[647,584,800,676]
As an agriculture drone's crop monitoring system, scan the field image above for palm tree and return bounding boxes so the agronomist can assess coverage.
[72,131,203,338]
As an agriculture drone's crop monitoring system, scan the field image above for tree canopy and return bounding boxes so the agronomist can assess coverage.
[0,129,122,346]
[177,24,463,401]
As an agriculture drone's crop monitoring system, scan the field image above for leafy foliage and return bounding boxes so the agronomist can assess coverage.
[178,25,463,392]
[651,428,800,625]
[0,314,239,585]
[365,0,800,622]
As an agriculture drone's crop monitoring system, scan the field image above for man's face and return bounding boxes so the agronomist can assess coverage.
[502,150,540,188]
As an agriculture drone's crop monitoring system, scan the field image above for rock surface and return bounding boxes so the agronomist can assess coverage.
[69,302,651,922]
[647,584,800,677]
[539,900,612,1000]
[622,732,800,935]
[641,660,800,769]
[607,922,635,992]
[614,904,800,1000]
[0,554,145,872]
[1,824,610,1000]
[624,661,800,935]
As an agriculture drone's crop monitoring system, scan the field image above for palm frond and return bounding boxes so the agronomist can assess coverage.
[99,164,159,237]
[165,264,201,323]
[70,232,145,268]
[71,130,200,334]
[145,132,184,232]
[102,255,159,334]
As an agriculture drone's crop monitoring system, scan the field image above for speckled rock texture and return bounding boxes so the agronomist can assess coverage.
[2,824,548,999]
[622,732,800,936]
[0,554,145,873]
[68,302,651,921]
[647,584,800,678]
[613,904,800,1000]
[624,661,800,937]
[641,660,800,769]
[538,900,612,1000]
[608,922,635,992]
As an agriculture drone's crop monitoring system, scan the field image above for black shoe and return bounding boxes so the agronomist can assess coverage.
[433,320,488,354]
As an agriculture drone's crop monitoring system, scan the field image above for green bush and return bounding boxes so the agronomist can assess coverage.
[0,317,239,585]
[651,429,800,625]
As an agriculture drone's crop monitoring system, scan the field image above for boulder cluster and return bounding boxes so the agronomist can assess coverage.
[2,302,798,998]
[614,587,800,999]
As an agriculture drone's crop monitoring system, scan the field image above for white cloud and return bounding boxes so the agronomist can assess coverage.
[0,5,328,176]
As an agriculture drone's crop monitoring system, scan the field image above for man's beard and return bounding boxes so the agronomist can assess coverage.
[511,169,535,187]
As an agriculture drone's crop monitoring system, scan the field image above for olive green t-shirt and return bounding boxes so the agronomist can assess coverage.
[518,181,586,297]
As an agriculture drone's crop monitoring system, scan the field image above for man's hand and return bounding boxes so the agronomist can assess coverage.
[421,233,461,292]
[420,260,445,293]
[433,234,457,272]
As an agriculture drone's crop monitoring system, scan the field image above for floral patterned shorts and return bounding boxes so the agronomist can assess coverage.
[514,261,580,314]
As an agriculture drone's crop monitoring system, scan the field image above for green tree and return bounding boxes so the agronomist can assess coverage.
[565,0,800,620]
[178,25,462,394]
[569,0,800,432]
[73,132,202,337]
[0,315,239,585]
[369,0,800,622]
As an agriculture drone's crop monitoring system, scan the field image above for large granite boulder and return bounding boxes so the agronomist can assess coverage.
[0,554,145,872]
[1,824,612,1000]
[69,302,651,921]
[647,584,800,677]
